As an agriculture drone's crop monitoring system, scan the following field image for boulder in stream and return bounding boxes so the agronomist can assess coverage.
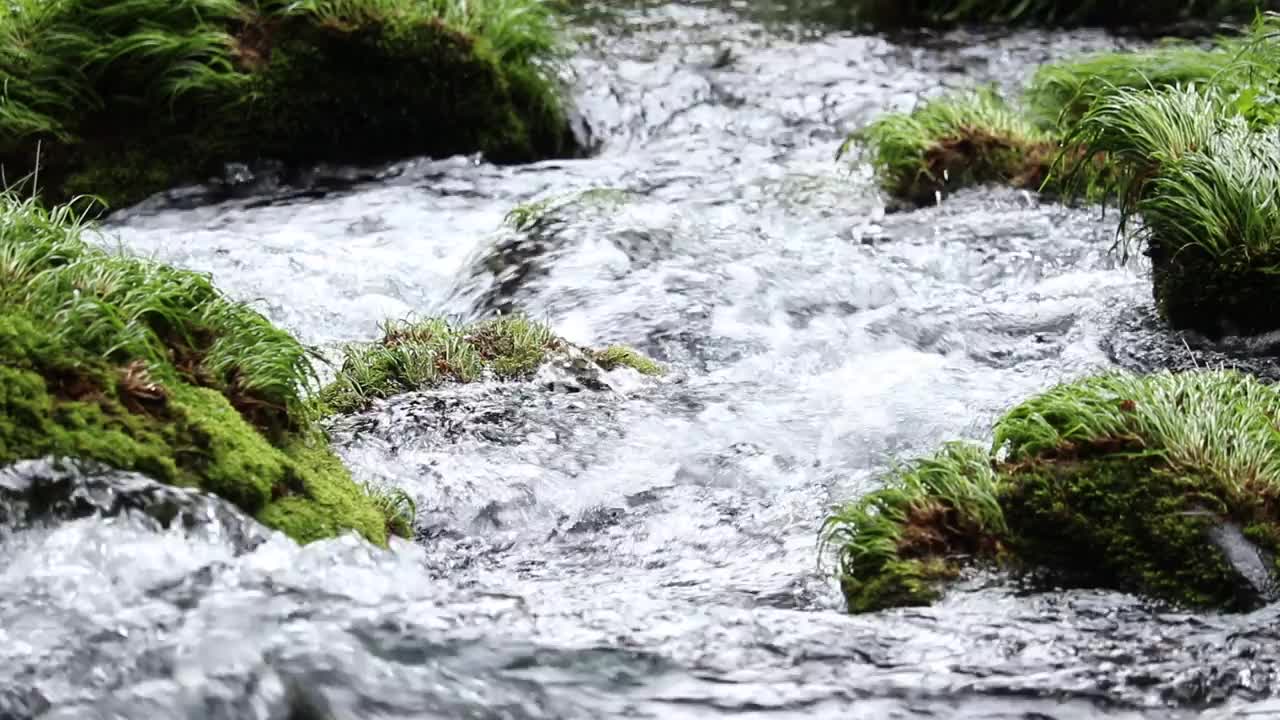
[823,370,1280,613]
[0,196,404,546]
[0,0,578,210]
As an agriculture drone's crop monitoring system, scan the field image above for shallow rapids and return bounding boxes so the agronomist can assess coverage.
[4,2,1279,718]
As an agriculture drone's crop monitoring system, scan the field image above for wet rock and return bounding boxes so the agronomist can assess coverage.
[0,457,269,553]
[1106,306,1280,382]
[0,687,50,720]
[565,505,627,534]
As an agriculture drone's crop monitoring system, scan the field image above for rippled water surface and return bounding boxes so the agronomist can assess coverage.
[6,2,1280,718]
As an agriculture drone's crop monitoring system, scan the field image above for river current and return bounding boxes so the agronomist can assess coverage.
[4,2,1279,718]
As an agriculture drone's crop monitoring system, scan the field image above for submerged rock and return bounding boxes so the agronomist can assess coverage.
[0,456,270,553]
[823,370,1280,613]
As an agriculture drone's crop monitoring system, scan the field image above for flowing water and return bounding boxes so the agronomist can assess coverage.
[6,3,1280,718]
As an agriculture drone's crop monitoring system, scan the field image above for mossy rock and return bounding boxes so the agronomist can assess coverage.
[319,315,664,415]
[1001,453,1264,611]
[0,0,575,210]
[823,371,1280,614]
[0,196,405,544]
[243,16,564,166]
[1147,242,1280,338]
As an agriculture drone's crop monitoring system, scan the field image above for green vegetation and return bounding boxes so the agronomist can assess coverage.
[1025,46,1236,129]
[594,345,664,376]
[504,187,632,232]
[0,194,409,544]
[842,17,1280,336]
[822,370,1280,613]
[841,89,1059,205]
[362,482,417,539]
[820,442,1007,613]
[0,0,573,209]
[840,0,1270,29]
[319,315,664,414]
[1064,85,1280,335]
[846,17,1280,206]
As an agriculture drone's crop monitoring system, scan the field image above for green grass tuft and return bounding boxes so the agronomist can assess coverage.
[1026,45,1238,129]
[0,192,389,545]
[823,370,1280,613]
[594,345,665,376]
[842,88,1059,206]
[0,0,573,208]
[320,315,665,414]
[820,442,1006,613]
[362,482,417,539]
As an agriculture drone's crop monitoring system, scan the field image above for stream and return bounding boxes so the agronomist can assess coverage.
[5,2,1280,718]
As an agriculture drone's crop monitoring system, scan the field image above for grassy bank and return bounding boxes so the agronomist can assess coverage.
[843,16,1280,335]
[841,0,1273,29]
[822,370,1280,614]
[0,194,409,543]
[0,0,574,209]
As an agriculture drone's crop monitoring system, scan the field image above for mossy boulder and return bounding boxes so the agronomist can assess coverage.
[319,315,664,414]
[823,370,1280,613]
[0,0,574,209]
[0,195,403,544]
[1064,83,1280,337]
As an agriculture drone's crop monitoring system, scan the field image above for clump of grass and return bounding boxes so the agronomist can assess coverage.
[820,442,1007,613]
[319,315,562,413]
[320,316,666,413]
[841,88,1059,206]
[1026,45,1238,129]
[1059,84,1280,334]
[0,0,573,208]
[848,16,1280,208]
[0,192,389,545]
[363,482,416,539]
[594,345,664,376]
[0,195,312,431]
[842,0,1268,29]
[823,370,1280,613]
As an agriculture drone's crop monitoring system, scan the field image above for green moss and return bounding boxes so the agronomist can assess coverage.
[843,89,1065,206]
[823,371,1280,614]
[0,0,573,209]
[820,442,1008,613]
[257,435,389,544]
[1025,44,1237,130]
[1002,456,1257,610]
[320,315,665,414]
[594,345,664,376]
[0,194,394,545]
[504,187,632,232]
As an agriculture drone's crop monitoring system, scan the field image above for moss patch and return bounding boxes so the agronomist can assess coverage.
[320,315,664,414]
[842,88,1094,207]
[594,345,664,376]
[0,195,405,543]
[822,370,1280,613]
[0,0,573,209]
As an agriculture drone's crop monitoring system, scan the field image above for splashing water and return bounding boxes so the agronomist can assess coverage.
[6,3,1279,718]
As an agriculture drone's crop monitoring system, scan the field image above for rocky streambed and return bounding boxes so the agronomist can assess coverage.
[4,2,1280,718]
